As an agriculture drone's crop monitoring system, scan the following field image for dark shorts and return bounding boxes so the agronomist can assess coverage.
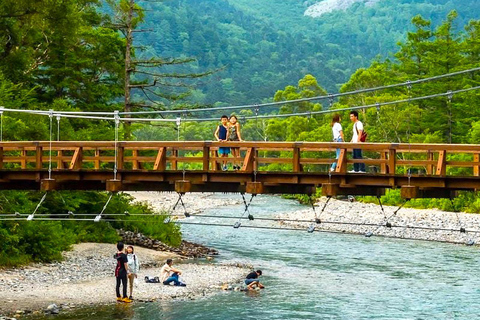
[219,147,230,155]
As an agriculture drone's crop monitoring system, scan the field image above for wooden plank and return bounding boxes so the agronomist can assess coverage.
[153,147,166,171]
[436,150,446,176]
[69,147,83,170]
[35,146,43,170]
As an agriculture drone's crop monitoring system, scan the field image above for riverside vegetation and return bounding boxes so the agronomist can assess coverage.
[1,0,480,266]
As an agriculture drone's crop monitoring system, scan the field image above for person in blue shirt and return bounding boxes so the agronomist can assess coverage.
[214,115,231,171]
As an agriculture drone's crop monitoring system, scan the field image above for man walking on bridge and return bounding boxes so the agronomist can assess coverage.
[349,111,366,173]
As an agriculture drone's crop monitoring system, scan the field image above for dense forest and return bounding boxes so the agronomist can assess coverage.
[135,0,480,106]
[1,0,480,265]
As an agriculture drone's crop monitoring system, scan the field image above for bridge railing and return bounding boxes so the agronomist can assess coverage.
[0,141,480,176]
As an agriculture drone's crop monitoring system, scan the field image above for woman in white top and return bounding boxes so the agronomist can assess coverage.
[330,114,344,172]
[126,245,140,300]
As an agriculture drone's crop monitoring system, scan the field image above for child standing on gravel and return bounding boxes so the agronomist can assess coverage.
[126,245,140,300]
[114,242,132,303]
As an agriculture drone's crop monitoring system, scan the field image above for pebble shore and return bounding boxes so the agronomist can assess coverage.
[0,243,249,317]
[280,197,480,244]
[0,193,247,318]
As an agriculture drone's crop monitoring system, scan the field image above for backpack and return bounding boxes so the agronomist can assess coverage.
[355,123,367,142]
[144,276,160,283]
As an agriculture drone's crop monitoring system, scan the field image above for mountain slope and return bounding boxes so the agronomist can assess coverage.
[134,0,480,106]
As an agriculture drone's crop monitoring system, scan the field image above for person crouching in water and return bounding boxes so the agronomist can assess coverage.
[126,245,140,300]
[114,242,132,303]
[229,115,243,170]
[214,115,231,171]
[160,259,186,287]
[245,269,264,290]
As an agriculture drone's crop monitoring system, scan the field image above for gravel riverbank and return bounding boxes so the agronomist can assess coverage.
[0,243,249,317]
[279,197,480,244]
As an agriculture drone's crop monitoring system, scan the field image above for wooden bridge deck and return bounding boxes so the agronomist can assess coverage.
[1,141,480,198]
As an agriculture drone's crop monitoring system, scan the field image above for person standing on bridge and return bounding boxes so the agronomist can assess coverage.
[229,115,243,170]
[349,110,366,173]
[214,115,231,171]
[330,113,344,172]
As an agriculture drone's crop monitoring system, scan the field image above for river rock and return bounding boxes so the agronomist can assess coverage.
[117,229,218,258]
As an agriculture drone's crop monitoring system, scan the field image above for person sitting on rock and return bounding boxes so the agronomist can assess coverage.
[160,259,186,287]
[245,270,264,290]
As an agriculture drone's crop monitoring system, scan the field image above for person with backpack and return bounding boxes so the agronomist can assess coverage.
[349,110,366,173]
[126,245,140,300]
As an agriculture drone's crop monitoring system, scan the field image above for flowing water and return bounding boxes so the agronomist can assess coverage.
[34,195,480,319]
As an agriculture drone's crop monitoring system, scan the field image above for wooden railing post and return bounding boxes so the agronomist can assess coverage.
[242,147,255,172]
[21,148,27,169]
[203,144,210,171]
[57,150,64,169]
[335,148,347,173]
[69,147,83,170]
[171,149,178,170]
[474,153,480,177]
[36,146,43,170]
[132,149,139,170]
[436,150,446,175]
[94,149,100,170]
[293,145,302,173]
[426,151,433,175]
[117,146,124,170]
[153,147,166,171]
[0,147,3,169]
[388,149,396,174]
[380,151,388,174]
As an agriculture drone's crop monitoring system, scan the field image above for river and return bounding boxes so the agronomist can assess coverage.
[34,195,480,319]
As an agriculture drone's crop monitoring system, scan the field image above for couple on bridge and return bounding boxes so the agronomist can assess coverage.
[214,115,243,171]
[331,110,366,173]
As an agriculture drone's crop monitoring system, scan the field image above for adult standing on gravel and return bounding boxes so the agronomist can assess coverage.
[114,242,132,303]
[126,245,140,300]
[160,259,186,287]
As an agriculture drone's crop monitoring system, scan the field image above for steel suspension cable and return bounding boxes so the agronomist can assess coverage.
[119,67,480,116]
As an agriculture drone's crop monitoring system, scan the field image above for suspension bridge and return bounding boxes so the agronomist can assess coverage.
[0,140,480,199]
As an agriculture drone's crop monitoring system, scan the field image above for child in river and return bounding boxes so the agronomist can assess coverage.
[126,245,140,300]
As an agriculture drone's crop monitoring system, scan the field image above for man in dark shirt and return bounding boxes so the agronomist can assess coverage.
[114,242,131,303]
[245,269,264,290]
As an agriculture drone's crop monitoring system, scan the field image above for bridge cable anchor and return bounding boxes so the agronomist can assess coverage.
[172,192,190,218]
[27,192,48,221]
[94,192,114,222]
[365,199,409,237]
[236,193,255,228]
